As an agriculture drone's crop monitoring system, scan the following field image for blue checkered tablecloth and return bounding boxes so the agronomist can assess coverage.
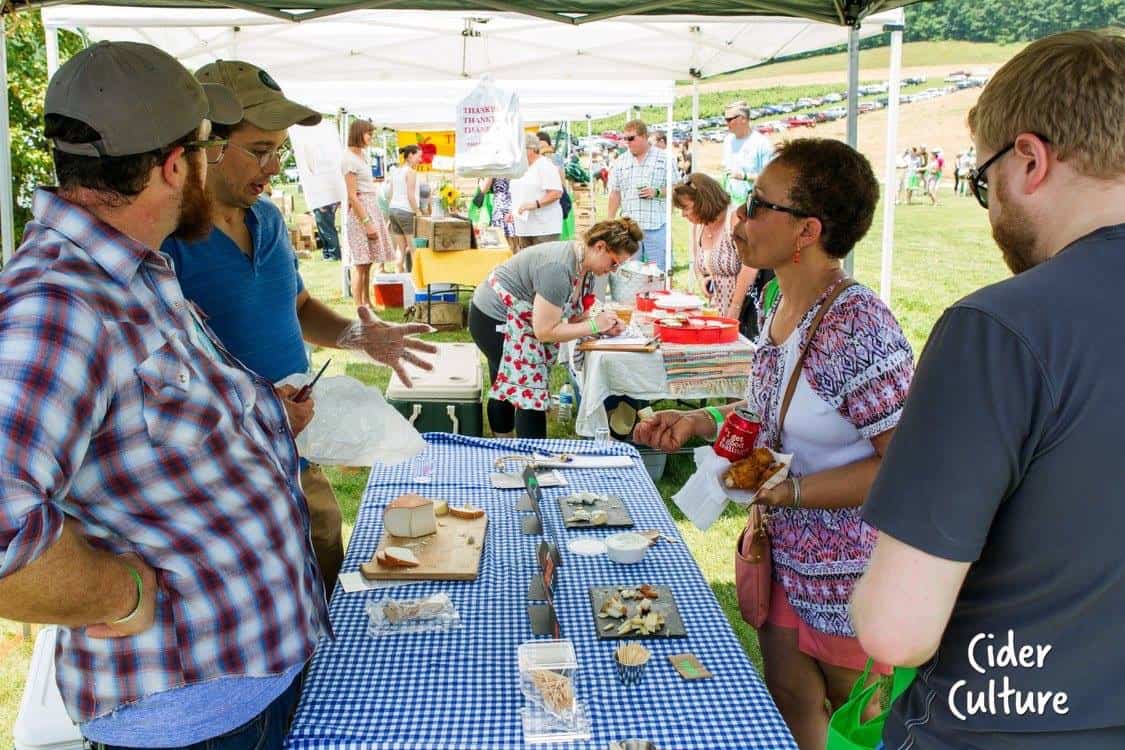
[286,434,796,750]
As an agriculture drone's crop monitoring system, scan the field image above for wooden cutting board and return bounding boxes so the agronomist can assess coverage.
[360,513,488,581]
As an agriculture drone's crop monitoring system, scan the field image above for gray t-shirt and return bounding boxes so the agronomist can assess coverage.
[471,241,580,321]
[863,224,1125,750]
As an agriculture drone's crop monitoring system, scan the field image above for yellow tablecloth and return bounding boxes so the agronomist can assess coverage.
[411,247,512,290]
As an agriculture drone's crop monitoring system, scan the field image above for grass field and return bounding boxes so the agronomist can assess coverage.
[702,40,1028,86]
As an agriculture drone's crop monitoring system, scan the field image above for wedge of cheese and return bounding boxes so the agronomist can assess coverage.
[383,495,437,538]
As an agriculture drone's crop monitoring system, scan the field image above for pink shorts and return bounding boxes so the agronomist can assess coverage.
[767,581,891,675]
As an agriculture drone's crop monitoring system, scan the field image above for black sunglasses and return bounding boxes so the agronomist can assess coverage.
[968,136,1049,209]
[724,115,742,123]
[623,135,639,142]
[745,193,817,221]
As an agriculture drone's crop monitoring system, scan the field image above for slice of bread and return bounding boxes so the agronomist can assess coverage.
[383,546,421,568]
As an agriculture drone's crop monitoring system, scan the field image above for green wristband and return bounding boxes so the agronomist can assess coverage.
[112,564,144,625]
[589,317,600,335]
[705,406,724,431]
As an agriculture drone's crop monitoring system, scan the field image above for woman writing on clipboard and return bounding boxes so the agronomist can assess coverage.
[468,218,642,438]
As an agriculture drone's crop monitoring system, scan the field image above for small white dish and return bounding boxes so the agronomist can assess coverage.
[605,532,652,564]
[567,537,608,556]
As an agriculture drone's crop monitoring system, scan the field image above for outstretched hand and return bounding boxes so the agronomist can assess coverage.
[632,410,704,453]
[337,307,438,387]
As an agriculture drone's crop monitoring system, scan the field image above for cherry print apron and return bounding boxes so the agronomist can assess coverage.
[487,270,593,411]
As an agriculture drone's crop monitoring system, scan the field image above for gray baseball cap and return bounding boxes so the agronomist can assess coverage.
[195,60,321,130]
[45,41,242,157]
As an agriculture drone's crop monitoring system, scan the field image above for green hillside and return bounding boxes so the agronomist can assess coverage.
[701,40,1027,86]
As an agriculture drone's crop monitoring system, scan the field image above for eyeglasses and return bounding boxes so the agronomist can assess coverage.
[223,141,293,170]
[968,136,1048,209]
[724,115,743,123]
[745,193,816,221]
[967,142,1013,209]
[182,138,229,165]
[623,135,639,142]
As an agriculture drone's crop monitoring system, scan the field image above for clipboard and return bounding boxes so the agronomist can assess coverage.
[577,339,658,353]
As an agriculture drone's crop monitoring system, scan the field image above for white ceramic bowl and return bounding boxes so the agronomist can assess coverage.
[605,532,651,564]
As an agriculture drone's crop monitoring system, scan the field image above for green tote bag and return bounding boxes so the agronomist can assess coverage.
[826,659,917,750]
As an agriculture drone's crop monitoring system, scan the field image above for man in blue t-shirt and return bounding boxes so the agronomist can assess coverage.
[163,60,436,602]
[852,31,1125,750]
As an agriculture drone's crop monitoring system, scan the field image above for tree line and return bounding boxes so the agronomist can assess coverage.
[905,0,1123,44]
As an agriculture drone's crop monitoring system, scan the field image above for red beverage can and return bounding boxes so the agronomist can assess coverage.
[713,407,762,461]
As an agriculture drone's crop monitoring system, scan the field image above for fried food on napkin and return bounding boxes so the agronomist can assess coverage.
[723,447,784,491]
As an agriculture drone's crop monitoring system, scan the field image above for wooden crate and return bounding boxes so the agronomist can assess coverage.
[416,216,473,251]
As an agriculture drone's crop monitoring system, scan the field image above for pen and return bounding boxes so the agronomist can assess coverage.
[293,359,331,403]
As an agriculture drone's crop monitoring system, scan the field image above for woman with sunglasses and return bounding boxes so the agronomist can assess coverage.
[469,219,640,438]
[635,139,914,749]
[673,173,758,320]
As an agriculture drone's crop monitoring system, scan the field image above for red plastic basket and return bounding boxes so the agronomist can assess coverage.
[655,316,739,344]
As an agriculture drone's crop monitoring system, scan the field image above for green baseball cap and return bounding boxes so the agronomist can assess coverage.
[45,41,242,157]
[195,60,321,130]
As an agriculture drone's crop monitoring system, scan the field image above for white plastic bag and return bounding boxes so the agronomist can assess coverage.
[455,76,527,178]
[277,374,425,467]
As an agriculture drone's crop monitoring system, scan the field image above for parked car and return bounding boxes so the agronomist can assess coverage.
[823,92,843,103]
[754,123,777,134]
[748,108,763,120]
[857,102,877,114]
[601,130,621,141]
[785,114,816,128]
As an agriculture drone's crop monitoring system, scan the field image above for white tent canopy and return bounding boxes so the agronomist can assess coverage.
[42,7,902,82]
[10,7,906,296]
[278,80,677,128]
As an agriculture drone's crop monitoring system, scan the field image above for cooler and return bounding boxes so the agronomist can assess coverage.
[14,626,85,750]
[414,282,457,303]
[386,342,483,436]
[373,273,415,309]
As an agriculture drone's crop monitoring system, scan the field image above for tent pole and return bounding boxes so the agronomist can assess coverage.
[1,17,15,266]
[880,24,903,306]
[338,109,350,298]
[843,25,860,276]
[665,102,673,286]
[45,24,60,77]
[691,78,699,173]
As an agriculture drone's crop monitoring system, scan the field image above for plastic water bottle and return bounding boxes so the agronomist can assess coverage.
[558,384,575,423]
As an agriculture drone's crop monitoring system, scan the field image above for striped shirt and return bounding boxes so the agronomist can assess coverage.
[608,146,672,230]
[0,189,329,723]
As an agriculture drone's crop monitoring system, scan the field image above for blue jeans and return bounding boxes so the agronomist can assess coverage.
[87,675,302,750]
[313,203,341,260]
[639,223,668,273]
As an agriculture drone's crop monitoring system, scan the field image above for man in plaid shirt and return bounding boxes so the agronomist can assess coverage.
[0,41,382,750]
[607,119,675,272]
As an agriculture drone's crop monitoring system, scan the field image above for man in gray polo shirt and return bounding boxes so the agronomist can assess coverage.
[852,30,1125,750]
